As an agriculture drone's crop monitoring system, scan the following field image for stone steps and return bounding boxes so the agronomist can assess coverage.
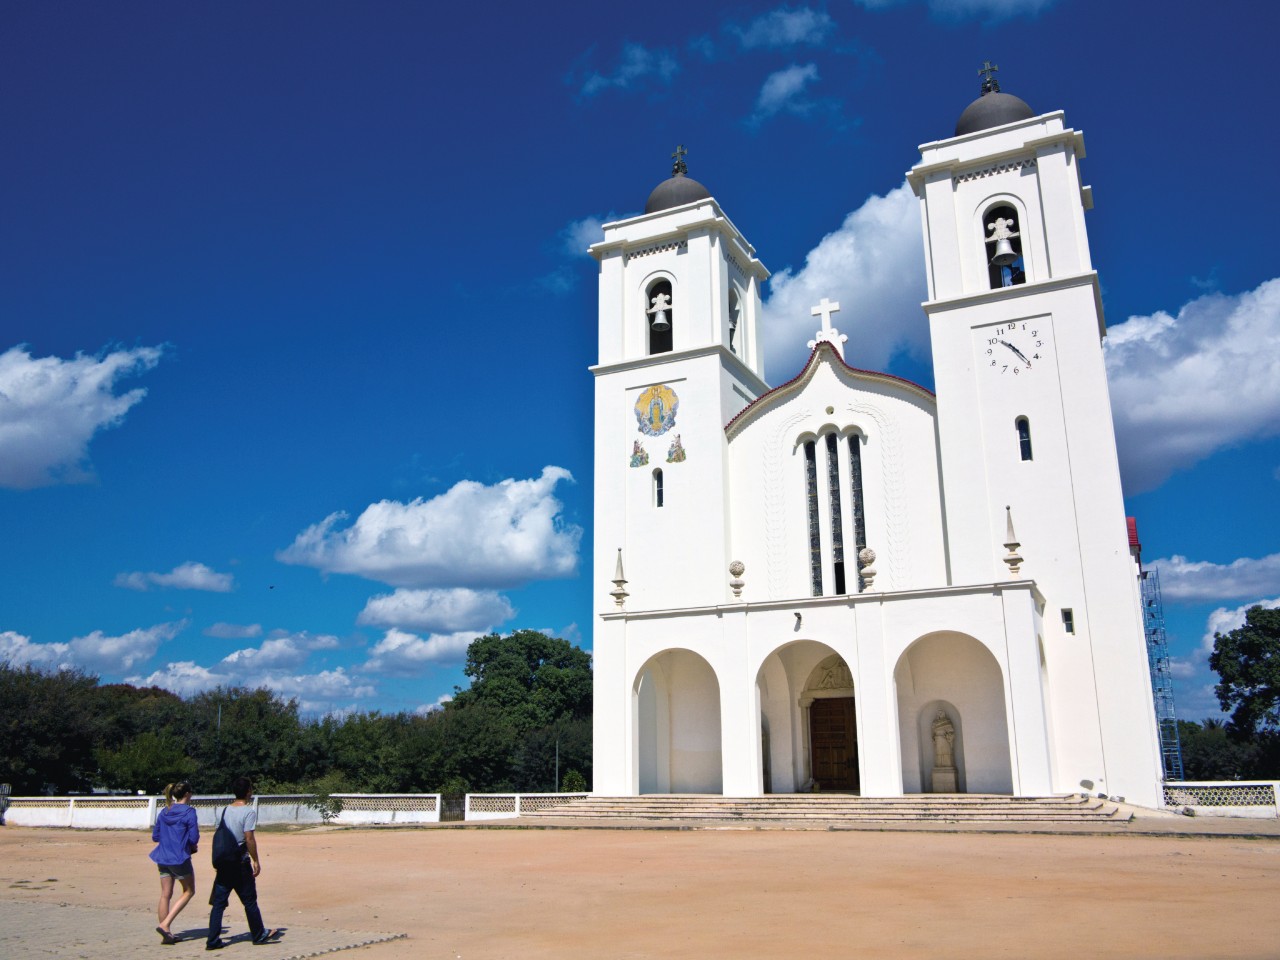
[520,794,1128,823]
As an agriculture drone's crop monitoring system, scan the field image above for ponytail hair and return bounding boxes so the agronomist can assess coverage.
[164,781,194,806]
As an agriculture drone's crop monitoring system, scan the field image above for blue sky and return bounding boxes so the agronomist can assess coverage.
[2,0,1277,719]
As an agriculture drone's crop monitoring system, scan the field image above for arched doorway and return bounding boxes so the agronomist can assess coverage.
[634,649,722,794]
[893,632,1012,794]
[756,642,858,794]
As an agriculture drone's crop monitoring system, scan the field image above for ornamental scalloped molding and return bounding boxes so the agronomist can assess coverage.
[624,239,687,263]
[763,406,812,600]
[952,157,1037,186]
[724,250,747,279]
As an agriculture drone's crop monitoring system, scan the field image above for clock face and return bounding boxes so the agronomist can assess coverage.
[980,320,1047,376]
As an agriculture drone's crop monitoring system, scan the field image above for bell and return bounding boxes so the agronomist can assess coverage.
[650,309,670,332]
[990,237,1018,267]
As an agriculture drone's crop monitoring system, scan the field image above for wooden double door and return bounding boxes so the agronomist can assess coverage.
[809,696,859,792]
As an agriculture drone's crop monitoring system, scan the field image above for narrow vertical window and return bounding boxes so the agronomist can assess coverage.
[1016,416,1033,461]
[653,468,664,508]
[848,434,867,591]
[647,280,673,355]
[826,433,846,594]
[1061,608,1075,634]
[804,441,822,596]
[728,289,741,355]
[984,205,1025,289]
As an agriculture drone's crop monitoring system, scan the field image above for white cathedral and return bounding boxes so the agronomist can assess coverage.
[588,76,1164,809]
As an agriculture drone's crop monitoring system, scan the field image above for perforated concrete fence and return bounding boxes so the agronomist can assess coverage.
[465,793,587,820]
[1,793,442,828]
[1163,781,1280,818]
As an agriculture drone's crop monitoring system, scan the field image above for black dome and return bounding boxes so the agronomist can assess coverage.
[955,90,1034,136]
[645,172,711,214]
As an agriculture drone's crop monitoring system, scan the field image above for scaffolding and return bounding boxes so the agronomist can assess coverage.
[1140,568,1184,780]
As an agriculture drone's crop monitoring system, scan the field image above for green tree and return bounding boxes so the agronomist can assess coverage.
[0,663,103,793]
[187,687,306,792]
[1177,719,1259,781]
[1210,605,1280,736]
[452,630,592,733]
[96,731,196,793]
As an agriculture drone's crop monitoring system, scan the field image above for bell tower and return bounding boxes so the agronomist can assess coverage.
[589,149,770,613]
[589,150,770,795]
[907,69,1162,804]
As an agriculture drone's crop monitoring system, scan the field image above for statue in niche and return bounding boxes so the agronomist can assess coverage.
[930,709,959,793]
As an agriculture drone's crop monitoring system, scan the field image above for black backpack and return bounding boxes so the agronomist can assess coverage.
[211,808,246,868]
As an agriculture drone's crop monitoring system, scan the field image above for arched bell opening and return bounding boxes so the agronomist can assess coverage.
[983,204,1026,289]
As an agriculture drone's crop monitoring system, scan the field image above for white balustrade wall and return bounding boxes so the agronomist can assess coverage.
[1,793,441,829]
[464,793,587,820]
[1162,781,1280,818]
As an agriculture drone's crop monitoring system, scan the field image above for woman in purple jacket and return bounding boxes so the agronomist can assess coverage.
[150,781,199,944]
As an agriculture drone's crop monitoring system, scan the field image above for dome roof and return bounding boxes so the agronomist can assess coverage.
[955,90,1034,137]
[645,172,711,214]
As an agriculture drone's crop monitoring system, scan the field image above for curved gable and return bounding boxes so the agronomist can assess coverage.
[725,342,935,441]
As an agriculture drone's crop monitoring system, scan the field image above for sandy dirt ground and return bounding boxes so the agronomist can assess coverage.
[2,824,1278,960]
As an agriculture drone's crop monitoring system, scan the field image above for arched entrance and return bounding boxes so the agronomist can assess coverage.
[634,649,722,794]
[756,642,858,794]
[893,632,1012,794]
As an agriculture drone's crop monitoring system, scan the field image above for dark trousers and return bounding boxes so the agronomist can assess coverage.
[207,859,265,945]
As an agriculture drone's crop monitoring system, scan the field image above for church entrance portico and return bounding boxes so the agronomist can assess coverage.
[756,642,860,795]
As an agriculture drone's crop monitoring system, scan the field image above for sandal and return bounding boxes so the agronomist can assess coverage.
[156,926,178,945]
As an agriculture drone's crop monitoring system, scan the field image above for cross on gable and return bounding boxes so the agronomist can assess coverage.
[978,60,1000,94]
[807,297,848,359]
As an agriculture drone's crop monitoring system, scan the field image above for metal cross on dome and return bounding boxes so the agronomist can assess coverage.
[671,144,688,176]
[978,60,1001,94]
[807,297,848,359]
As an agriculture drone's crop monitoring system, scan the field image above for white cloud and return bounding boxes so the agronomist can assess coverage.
[1106,278,1280,493]
[1149,553,1280,603]
[278,466,581,589]
[130,651,373,711]
[579,43,678,97]
[1168,596,1280,685]
[730,7,836,49]
[220,631,340,671]
[204,622,263,640]
[0,344,163,489]
[357,588,514,633]
[561,214,612,257]
[362,628,480,674]
[0,621,185,674]
[415,693,453,716]
[853,0,1055,19]
[763,181,926,381]
[750,63,821,125]
[114,561,234,593]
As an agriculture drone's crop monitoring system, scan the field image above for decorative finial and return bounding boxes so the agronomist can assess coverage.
[858,547,877,591]
[671,144,688,177]
[729,560,745,599]
[807,297,848,359]
[610,548,630,608]
[1002,506,1023,577]
[978,60,1001,95]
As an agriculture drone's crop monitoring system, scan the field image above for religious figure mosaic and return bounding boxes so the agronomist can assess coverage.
[635,384,679,437]
[666,434,686,463]
[629,440,649,468]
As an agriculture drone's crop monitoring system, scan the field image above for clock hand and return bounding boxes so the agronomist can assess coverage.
[999,340,1032,366]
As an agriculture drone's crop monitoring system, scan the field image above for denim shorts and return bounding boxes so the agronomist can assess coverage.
[157,858,194,879]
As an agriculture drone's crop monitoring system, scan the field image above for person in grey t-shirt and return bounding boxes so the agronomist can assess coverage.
[206,777,280,950]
